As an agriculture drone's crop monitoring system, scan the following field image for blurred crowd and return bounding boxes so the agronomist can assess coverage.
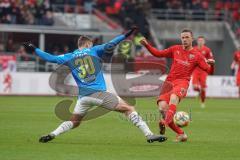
[1,0,240,58]
[0,0,54,25]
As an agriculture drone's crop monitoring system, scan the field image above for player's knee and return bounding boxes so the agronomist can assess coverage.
[72,120,80,128]
[70,114,83,128]
[193,85,200,91]
[115,101,135,114]
[158,101,168,112]
[123,105,135,115]
[169,94,179,105]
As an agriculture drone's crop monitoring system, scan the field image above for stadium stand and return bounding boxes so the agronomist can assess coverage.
[0,0,239,74]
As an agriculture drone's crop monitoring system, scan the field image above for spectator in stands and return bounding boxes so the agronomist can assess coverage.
[63,45,69,53]
[42,10,54,25]
[0,42,5,52]
[17,45,31,61]
[84,0,96,13]
[6,39,14,52]
[34,3,45,25]
[0,0,54,26]
[25,10,35,24]
[151,0,166,9]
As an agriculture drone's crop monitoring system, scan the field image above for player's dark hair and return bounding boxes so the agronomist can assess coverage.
[181,28,193,36]
[198,36,205,39]
[78,36,93,48]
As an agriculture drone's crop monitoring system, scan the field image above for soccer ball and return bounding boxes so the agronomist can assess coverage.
[173,111,190,127]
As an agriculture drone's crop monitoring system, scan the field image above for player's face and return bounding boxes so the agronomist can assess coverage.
[180,32,193,48]
[197,38,205,46]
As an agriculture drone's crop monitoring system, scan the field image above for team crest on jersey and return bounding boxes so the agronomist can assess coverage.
[175,50,180,55]
[202,51,206,55]
[189,54,195,59]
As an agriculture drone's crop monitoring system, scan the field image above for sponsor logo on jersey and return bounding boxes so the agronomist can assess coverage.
[175,50,180,55]
[175,59,190,66]
[189,54,195,59]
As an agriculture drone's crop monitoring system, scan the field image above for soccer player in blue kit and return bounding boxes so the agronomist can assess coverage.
[23,27,167,143]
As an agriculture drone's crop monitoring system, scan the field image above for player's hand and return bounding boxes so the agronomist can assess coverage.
[124,26,138,37]
[140,38,148,46]
[206,59,215,65]
[22,42,36,53]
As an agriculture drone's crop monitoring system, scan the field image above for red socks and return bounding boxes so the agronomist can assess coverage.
[164,104,176,125]
[168,121,184,134]
[163,104,184,134]
[193,87,200,92]
[200,90,206,103]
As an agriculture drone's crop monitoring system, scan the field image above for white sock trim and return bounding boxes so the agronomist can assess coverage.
[51,121,74,136]
[128,111,153,137]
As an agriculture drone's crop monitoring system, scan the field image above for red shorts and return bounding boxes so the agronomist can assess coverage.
[236,72,240,86]
[157,79,189,104]
[192,69,208,88]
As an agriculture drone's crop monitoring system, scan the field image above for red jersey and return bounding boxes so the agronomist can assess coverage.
[144,44,212,82]
[234,51,240,71]
[193,45,214,73]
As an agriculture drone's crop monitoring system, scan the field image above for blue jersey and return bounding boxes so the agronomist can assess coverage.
[35,34,126,97]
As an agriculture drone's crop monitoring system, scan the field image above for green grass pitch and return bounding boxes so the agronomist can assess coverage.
[0,96,240,160]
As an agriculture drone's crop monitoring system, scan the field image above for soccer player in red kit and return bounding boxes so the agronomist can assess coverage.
[192,36,215,108]
[140,29,214,142]
[231,47,240,98]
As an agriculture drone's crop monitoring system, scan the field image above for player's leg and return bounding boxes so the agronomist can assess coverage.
[165,79,189,141]
[199,88,206,108]
[91,91,166,142]
[115,100,167,143]
[165,94,187,142]
[157,100,168,135]
[199,72,207,108]
[51,114,84,136]
[164,94,179,125]
[238,86,240,98]
[237,74,240,98]
[39,114,84,143]
[192,71,200,93]
[39,97,90,143]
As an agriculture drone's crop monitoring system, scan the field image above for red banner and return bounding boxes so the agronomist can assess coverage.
[0,55,17,71]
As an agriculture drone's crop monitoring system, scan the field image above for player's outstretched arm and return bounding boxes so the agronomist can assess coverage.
[23,42,67,64]
[93,26,138,56]
[140,38,173,58]
[198,54,214,74]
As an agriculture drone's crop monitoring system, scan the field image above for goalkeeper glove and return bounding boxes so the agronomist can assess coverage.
[22,42,36,53]
[124,26,138,37]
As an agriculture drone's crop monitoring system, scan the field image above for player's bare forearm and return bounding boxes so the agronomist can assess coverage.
[207,59,215,64]
[199,59,214,74]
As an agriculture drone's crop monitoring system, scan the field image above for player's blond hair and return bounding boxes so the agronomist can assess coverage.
[78,36,93,48]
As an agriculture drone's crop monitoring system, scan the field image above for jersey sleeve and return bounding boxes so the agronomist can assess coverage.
[197,53,213,74]
[91,34,126,57]
[206,48,214,60]
[35,48,72,65]
[144,43,173,58]
[234,52,238,61]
